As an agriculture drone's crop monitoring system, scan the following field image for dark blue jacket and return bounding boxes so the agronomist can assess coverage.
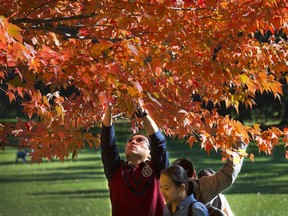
[101,124,169,216]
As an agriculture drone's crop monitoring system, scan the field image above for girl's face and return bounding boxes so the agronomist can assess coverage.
[159,174,184,205]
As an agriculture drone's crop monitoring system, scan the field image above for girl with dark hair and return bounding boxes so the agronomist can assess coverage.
[160,165,208,216]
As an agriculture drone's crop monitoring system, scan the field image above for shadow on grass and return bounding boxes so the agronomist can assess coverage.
[0,171,105,183]
[0,161,19,166]
[226,159,288,194]
[44,165,103,171]
[28,189,109,198]
[0,155,101,165]
[227,180,288,194]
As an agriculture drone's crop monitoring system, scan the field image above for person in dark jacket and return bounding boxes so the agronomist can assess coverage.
[100,102,169,216]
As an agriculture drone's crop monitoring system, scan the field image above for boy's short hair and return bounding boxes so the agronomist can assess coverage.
[172,158,195,178]
[130,133,151,149]
[198,168,216,179]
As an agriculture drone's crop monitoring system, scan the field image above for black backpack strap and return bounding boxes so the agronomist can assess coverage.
[188,201,197,216]
[194,179,204,203]
[207,205,226,216]
[217,195,222,209]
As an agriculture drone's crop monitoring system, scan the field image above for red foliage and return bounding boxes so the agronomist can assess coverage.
[0,0,288,161]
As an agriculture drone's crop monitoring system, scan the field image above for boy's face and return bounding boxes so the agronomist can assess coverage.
[125,135,150,161]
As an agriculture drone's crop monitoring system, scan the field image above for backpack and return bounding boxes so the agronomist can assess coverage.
[191,179,226,216]
[206,205,226,216]
[187,200,200,216]
[188,201,226,216]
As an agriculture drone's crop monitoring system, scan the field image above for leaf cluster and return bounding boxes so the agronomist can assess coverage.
[0,0,288,161]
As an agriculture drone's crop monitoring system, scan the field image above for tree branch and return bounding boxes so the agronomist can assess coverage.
[0,65,29,72]
[10,12,98,25]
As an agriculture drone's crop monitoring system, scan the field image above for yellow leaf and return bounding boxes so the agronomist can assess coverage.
[153,92,160,98]
[238,149,248,157]
[240,74,248,83]
[240,74,256,93]
[249,153,255,162]
[127,86,138,97]
[43,96,50,108]
[7,23,22,43]
[233,155,241,164]
[55,105,64,120]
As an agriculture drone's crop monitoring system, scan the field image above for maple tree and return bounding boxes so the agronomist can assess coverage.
[1,0,288,162]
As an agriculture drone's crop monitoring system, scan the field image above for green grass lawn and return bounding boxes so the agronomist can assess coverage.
[0,122,288,216]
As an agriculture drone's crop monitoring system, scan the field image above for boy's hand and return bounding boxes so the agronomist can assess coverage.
[134,104,148,118]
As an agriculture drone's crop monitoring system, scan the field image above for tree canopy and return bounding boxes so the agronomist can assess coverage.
[1,0,288,162]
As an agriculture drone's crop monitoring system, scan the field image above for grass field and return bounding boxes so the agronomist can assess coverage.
[1,121,288,216]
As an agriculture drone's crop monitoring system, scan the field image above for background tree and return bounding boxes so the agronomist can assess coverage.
[0,0,288,162]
